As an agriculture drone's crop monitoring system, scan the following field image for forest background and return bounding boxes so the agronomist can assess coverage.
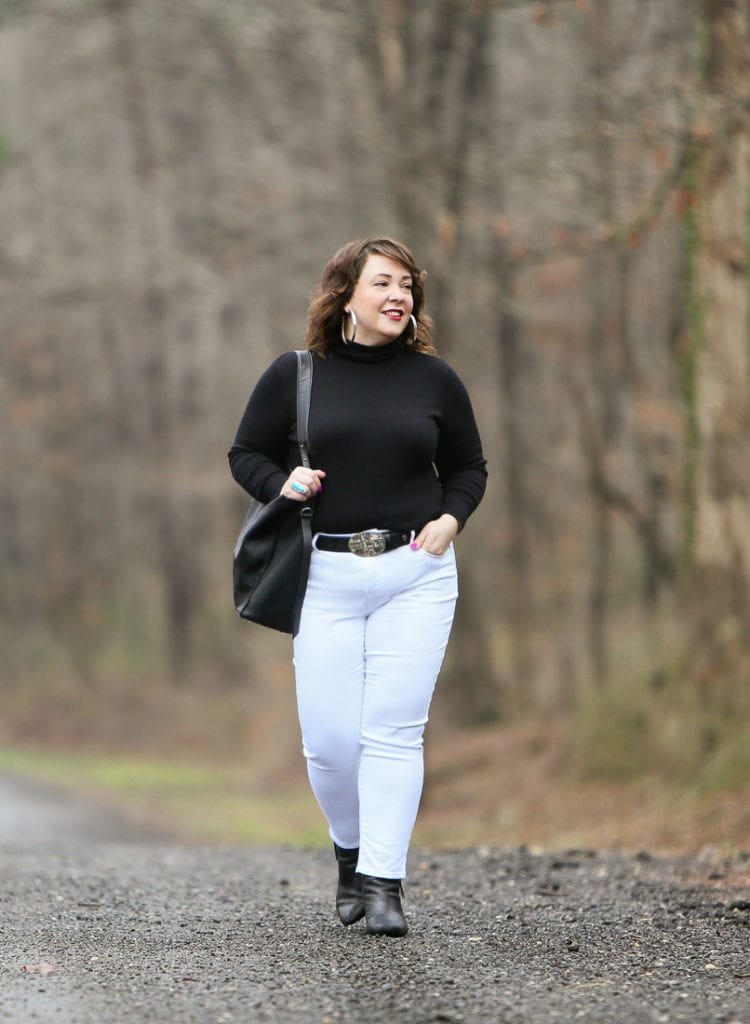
[1,0,749,852]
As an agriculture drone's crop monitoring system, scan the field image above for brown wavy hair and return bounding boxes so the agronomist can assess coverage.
[303,238,436,356]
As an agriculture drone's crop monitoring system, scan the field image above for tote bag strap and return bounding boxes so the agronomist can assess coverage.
[293,350,314,633]
[295,349,313,469]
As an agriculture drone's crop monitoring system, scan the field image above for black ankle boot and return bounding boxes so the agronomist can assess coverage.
[361,874,408,937]
[333,843,365,925]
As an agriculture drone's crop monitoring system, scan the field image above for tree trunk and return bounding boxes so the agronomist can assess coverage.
[691,0,750,693]
[584,0,628,688]
[496,242,536,711]
[107,0,199,683]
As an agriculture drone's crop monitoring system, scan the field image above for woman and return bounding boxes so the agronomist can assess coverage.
[229,238,486,937]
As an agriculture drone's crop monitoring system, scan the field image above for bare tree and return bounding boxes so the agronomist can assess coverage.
[0,0,744,753]
[689,0,750,697]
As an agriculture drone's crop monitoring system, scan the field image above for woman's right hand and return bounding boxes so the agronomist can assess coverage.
[280,466,326,501]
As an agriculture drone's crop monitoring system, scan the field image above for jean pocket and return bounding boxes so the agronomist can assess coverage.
[417,543,453,560]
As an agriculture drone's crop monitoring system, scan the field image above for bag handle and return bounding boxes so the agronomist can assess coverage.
[293,350,315,628]
[295,349,313,470]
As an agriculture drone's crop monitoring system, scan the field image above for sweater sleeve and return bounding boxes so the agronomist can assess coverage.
[227,353,297,503]
[435,364,488,528]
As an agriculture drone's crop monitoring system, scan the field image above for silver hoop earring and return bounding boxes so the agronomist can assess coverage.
[341,308,357,345]
[409,314,418,344]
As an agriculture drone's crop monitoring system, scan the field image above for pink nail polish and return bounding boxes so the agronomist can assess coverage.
[410,542,419,550]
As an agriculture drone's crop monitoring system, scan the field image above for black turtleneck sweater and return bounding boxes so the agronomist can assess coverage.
[228,338,487,534]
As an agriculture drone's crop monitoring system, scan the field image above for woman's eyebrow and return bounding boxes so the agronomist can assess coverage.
[370,272,413,282]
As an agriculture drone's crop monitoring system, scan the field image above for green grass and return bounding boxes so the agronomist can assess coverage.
[0,747,329,846]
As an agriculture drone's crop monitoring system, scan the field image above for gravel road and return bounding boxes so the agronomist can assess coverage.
[0,774,156,844]
[1,776,748,1023]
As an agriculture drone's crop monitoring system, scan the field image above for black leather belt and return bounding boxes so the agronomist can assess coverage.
[314,530,411,557]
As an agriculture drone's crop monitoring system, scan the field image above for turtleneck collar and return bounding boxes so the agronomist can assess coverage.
[330,336,404,363]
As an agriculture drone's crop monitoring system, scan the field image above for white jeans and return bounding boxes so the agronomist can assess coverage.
[293,540,459,879]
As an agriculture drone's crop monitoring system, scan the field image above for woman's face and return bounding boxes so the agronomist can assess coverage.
[345,254,414,347]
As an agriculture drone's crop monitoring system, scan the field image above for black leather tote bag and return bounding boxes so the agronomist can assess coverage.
[233,350,314,635]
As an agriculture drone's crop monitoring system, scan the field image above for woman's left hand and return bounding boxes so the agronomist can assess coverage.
[412,514,460,555]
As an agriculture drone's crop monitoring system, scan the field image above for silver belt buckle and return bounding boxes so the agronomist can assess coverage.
[348,531,386,557]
